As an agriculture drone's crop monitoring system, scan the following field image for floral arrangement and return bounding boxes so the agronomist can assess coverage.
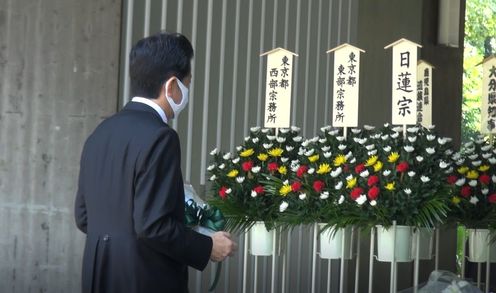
[446,135,496,229]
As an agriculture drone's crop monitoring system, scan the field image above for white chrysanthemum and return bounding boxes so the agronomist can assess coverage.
[469,196,479,205]
[232,157,240,164]
[290,160,300,169]
[482,153,492,159]
[393,126,403,132]
[359,138,368,145]
[261,128,269,133]
[407,126,419,133]
[445,149,454,156]
[226,188,232,194]
[328,130,339,136]
[267,135,276,141]
[452,153,461,160]
[455,159,464,166]
[236,176,245,183]
[421,176,430,183]
[464,141,474,148]
[321,146,331,152]
[489,158,496,164]
[360,170,370,178]
[299,193,307,200]
[455,178,466,186]
[345,151,354,160]
[445,167,454,174]
[251,190,258,197]
[482,188,489,195]
[338,144,347,151]
[291,126,301,132]
[384,123,391,127]
[404,145,414,153]
[308,168,315,174]
[276,137,286,143]
[250,126,260,132]
[408,171,416,177]
[468,154,479,160]
[468,180,477,187]
[426,147,435,155]
[286,145,294,152]
[466,148,476,155]
[280,128,290,134]
[383,146,392,152]
[331,167,342,178]
[293,136,303,142]
[320,191,329,200]
[364,125,375,131]
[481,145,492,152]
[426,134,436,141]
[351,128,362,134]
[438,137,448,145]
[368,150,378,156]
[366,144,375,150]
[408,136,417,143]
[283,180,289,185]
[281,157,289,163]
[381,135,389,141]
[373,134,381,139]
[251,166,261,173]
[416,156,424,162]
[223,153,231,160]
[337,136,346,142]
[291,164,300,172]
[210,175,217,181]
[298,149,304,156]
[383,170,391,176]
[335,181,343,190]
[219,163,225,169]
[346,174,353,180]
[263,143,273,149]
[439,161,449,169]
[304,149,315,156]
[370,200,377,206]
[236,146,243,151]
[404,188,412,195]
[391,132,400,139]
[338,195,345,204]
[253,137,260,143]
[210,148,218,155]
[472,160,482,167]
[350,157,357,164]
[301,140,310,147]
[207,164,216,171]
[316,138,326,144]
[356,194,367,205]
[353,137,360,143]
[279,201,289,212]
[324,152,332,158]
[320,126,332,132]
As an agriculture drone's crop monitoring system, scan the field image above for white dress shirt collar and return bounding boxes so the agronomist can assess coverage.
[131,97,168,124]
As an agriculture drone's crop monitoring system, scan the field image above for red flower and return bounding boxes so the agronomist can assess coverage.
[268,162,278,172]
[350,187,364,200]
[367,175,379,187]
[253,185,265,195]
[396,161,409,173]
[313,180,325,193]
[242,161,253,172]
[218,186,228,199]
[368,186,380,200]
[479,174,491,185]
[343,164,350,173]
[447,175,458,185]
[488,194,496,203]
[460,185,471,198]
[291,181,302,192]
[296,165,308,178]
[355,163,366,174]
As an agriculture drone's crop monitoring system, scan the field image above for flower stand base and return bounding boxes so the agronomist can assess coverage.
[376,225,413,262]
[249,221,274,256]
[318,224,353,259]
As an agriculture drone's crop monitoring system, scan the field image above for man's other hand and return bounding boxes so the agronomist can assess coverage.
[210,231,237,262]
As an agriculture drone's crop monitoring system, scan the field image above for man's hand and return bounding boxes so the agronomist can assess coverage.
[210,231,237,262]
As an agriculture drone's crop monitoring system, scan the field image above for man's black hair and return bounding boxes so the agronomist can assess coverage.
[129,32,194,99]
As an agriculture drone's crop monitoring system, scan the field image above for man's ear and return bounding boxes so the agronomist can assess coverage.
[164,77,176,97]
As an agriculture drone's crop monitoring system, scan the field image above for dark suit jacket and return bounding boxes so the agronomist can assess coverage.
[75,101,213,293]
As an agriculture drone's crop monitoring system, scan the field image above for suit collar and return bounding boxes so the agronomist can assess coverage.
[122,101,168,125]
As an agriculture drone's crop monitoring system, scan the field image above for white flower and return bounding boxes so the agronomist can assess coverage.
[291,126,300,132]
[320,191,329,200]
[360,170,370,178]
[207,164,216,171]
[481,145,492,151]
[324,152,332,158]
[393,126,403,132]
[464,141,474,148]
[281,157,289,163]
[366,144,375,150]
[267,135,276,141]
[261,128,269,133]
[383,170,391,176]
[455,159,464,166]
[364,125,375,131]
[455,178,466,186]
[489,158,496,164]
[290,159,300,168]
[373,134,381,139]
[482,153,492,159]
[452,153,461,160]
[319,138,327,144]
[426,125,436,130]
[358,138,368,145]
[210,148,218,155]
[336,136,346,142]
[301,140,310,147]
[293,136,303,142]
[482,188,489,195]
[384,123,390,127]
[308,168,315,174]
[328,130,339,136]
[346,174,354,181]
[408,136,417,143]
[279,201,289,212]
[338,144,347,151]
[407,126,419,133]
[390,132,400,139]
[469,196,479,205]
[304,149,315,156]
[445,167,454,174]
[404,188,412,195]
[251,166,261,173]
[438,137,448,145]
[368,150,378,156]
[276,137,286,143]
[356,194,367,205]
[338,195,345,204]
[209,175,217,181]
[472,160,482,167]
[351,128,362,134]
[250,126,261,132]
[232,157,240,164]
[321,146,331,152]
[445,149,453,156]
[381,135,390,141]
[421,176,430,183]
[350,157,357,164]
[251,190,258,197]
[223,153,231,160]
[236,176,245,183]
[283,180,289,185]
[291,164,300,172]
[468,180,477,187]
[404,145,415,153]
[219,163,225,169]
[263,143,273,149]
[426,147,436,155]
[321,126,332,132]
[439,161,449,169]
[244,136,250,141]
[383,146,392,152]
[299,193,307,200]
[370,200,377,206]
[280,128,290,134]
[416,156,424,162]
[226,188,232,194]
[252,137,259,143]
[335,181,343,190]
[345,151,353,160]
[331,167,342,178]
[236,146,243,151]
[286,145,294,152]
[468,154,479,160]
[311,137,319,143]
[408,171,416,177]
[298,148,305,156]
[426,134,436,141]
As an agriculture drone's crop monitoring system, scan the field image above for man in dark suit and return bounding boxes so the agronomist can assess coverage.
[75,32,236,293]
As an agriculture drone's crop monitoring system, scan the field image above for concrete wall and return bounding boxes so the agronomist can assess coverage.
[0,0,122,291]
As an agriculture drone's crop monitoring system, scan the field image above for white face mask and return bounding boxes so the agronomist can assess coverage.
[165,77,189,118]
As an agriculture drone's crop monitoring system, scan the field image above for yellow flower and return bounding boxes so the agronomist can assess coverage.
[388,152,400,163]
[479,165,490,172]
[316,163,332,174]
[309,154,320,163]
[466,170,479,179]
[346,177,357,189]
[333,154,347,166]
[278,166,287,175]
[365,155,378,167]
[268,148,284,157]
[451,196,461,204]
[279,184,292,196]
[240,148,254,157]
[227,170,239,178]
[373,161,383,172]
[457,166,469,174]
[257,153,269,161]
[385,182,396,191]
